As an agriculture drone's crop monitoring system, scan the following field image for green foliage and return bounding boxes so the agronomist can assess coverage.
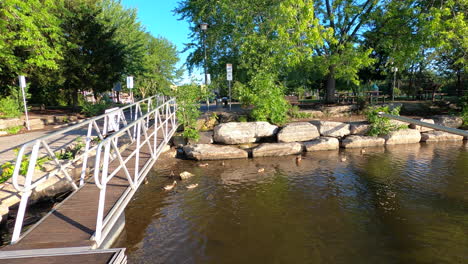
[81,101,112,117]
[460,96,468,126]
[2,125,23,135]
[365,106,403,136]
[234,72,290,125]
[237,115,248,122]
[0,0,181,108]
[55,138,85,160]
[0,0,64,90]
[0,97,22,118]
[0,151,50,183]
[288,106,312,119]
[171,84,203,140]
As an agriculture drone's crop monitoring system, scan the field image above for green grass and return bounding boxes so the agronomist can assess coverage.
[1,125,23,135]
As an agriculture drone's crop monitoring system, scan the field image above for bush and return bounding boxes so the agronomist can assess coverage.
[171,83,203,141]
[234,72,289,125]
[365,106,403,136]
[2,125,23,135]
[288,105,312,119]
[0,97,22,118]
[0,151,50,183]
[459,96,468,126]
[81,101,112,117]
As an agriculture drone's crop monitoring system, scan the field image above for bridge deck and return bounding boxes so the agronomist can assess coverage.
[0,123,170,263]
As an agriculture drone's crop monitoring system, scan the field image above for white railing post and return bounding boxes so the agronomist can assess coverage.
[11,141,41,243]
[94,141,111,244]
[153,110,159,153]
[134,120,141,184]
[80,122,93,187]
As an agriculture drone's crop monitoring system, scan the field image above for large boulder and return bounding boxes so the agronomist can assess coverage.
[432,115,463,128]
[183,144,248,160]
[409,118,435,132]
[384,129,421,145]
[214,122,278,144]
[252,142,302,157]
[420,131,464,142]
[304,137,339,151]
[277,122,320,142]
[341,135,385,148]
[349,122,370,135]
[318,121,350,137]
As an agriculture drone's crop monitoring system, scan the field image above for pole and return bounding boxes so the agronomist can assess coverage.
[19,76,30,130]
[203,28,209,111]
[228,80,232,111]
[392,69,397,102]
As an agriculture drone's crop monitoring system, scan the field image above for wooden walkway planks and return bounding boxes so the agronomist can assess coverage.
[0,116,174,263]
[1,252,115,264]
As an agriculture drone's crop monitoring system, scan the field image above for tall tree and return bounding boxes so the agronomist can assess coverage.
[59,0,125,107]
[0,0,64,93]
[136,34,183,97]
[313,0,379,103]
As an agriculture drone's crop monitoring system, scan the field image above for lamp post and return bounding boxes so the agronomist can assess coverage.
[199,23,209,111]
[391,66,398,101]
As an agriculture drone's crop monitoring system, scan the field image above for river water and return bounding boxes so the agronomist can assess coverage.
[114,142,468,264]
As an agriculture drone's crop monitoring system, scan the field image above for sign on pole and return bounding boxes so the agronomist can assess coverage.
[206,74,211,85]
[226,64,233,110]
[18,76,30,130]
[126,76,134,89]
[226,64,233,81]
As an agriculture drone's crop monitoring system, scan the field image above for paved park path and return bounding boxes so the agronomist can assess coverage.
[0,126,88,164]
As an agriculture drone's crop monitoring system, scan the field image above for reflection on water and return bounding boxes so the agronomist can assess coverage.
[114,142,468,264]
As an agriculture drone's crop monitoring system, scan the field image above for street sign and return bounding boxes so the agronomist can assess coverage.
[226,64,233,81]
[113,82,122,91]
[19,75,26,88]
[126,76,134,89]
[206,74,211,85]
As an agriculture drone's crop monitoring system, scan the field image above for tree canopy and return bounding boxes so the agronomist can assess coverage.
[0,0,182,107]
[176,0,466,106]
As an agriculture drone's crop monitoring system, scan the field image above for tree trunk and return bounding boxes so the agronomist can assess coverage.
[72,88,79,112]
[326,65,336,104]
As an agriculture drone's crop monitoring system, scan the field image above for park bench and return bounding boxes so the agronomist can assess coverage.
[285,96,300,105]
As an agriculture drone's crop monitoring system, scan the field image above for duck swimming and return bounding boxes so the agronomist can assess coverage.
[163,180,177,190]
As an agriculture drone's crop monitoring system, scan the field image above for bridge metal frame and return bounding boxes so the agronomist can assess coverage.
[92,97,177,246]
[378,112,468,137]
[9,95,175,245]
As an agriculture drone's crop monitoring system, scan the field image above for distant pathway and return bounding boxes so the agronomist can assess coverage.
[0,127,87,164]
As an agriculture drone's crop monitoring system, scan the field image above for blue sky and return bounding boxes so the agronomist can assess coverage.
[121,0,200,84]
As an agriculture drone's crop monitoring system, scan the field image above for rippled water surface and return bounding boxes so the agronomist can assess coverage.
[114,143,468,264]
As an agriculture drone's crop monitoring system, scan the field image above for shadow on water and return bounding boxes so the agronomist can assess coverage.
[114,142,468,264]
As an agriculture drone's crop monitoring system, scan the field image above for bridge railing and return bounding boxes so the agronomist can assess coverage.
[9,95,167,244]
[91,97,177,246]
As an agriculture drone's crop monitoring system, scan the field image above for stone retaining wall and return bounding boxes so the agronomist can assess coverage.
[183,116,466,161]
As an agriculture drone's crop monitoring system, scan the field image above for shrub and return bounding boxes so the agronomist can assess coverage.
[0,97,22,119]
[0,152,50,183]
[365,106,403,136]
[288,105,312,119]
[234,72,289,125]
[81,101,111,117]
[459,96,468,126]
[171,83,203,141]
[3,125,23,135]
